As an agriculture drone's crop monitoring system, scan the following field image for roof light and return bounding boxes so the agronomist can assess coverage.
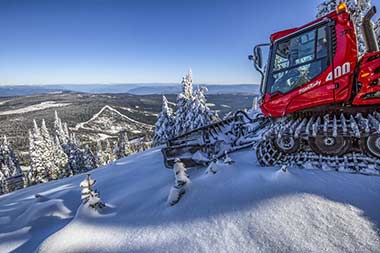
[337,2,348,13]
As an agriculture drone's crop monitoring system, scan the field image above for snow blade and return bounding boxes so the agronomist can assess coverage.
[162,111,268,168]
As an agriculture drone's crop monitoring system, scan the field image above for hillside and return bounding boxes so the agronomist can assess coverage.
[0,148,379,253]
[0,92,254,164]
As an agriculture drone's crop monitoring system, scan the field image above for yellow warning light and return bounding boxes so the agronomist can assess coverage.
[337,2,348,13]
[361,72,371,78]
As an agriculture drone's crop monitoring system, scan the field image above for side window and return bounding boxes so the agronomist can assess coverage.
[290,30,315,65]
[316,26,328,58]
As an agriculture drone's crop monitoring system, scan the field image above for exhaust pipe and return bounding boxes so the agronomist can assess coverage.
[361,6,379,52]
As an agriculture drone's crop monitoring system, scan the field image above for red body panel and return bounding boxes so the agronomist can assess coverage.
[353,52,380,105]
[261,10,361,117]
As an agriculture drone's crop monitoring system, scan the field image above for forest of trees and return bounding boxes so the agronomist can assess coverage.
[0,111,146,195]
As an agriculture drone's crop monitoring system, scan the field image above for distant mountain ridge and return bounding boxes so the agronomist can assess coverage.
[127,84,260,95]
[0,84,259,97]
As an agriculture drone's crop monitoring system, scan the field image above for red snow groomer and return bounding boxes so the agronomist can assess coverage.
[163,3,380,174]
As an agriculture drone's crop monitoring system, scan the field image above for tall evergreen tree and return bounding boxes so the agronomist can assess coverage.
[174,69,193,136]
[53,135,69,179]
[28,120,48,184]
[83,145,96,171]
[188,86,217,130]
[67,133,84,175]
[153,96,174,146]
[54,111,68,146]
[40,119,58,180]
[0,136,22,180]
[116,130,131,159]
[95,140,106,167]
[104,140,115,164]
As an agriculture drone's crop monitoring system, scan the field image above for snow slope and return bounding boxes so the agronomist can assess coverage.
[0,101,71,116]
[0,148,379,253]
[74,105,152,135]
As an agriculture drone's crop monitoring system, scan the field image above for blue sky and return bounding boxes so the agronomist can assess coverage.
[1,0,379,85]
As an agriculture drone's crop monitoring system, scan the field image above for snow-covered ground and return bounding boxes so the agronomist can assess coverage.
[0,101,71,116]
[0,148,379,253]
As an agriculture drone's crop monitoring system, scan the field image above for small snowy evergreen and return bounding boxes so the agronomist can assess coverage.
[80,174,105,210]
[223,151,234,165]
[167,159,190,206]
[205,158,219,175]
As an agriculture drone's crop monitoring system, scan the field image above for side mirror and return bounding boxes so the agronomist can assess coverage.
[249,45,265,71]
[254,46,263,69]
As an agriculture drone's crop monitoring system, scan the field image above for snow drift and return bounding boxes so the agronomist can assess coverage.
[0,148,379,253]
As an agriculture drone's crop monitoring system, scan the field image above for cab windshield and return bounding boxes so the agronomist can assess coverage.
[266,25,330,94]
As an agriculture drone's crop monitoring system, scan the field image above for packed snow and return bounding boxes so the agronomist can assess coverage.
[0,101,71,116]
[0,147,379,253]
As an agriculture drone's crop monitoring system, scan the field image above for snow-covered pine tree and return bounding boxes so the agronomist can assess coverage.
[54,111,68,146]
[28,120,49,184]
[63,123,70,142]
[316,0,337,18]
[346,0,371,55]
[95,140,106,167]
[112,142,120,161]
[188,86,217,130]
[167,159,190,205]
[67,138,84,175]
[115,130,131,159]
[110,141,116,162]
[205,158,219,175]
[223,151,234,165]
[374,18,380,45]
[153,96,174,146]
[80,174,105,210]
[53,135,69,178]
[0,136,22,178]
[41,119,60,180]
[103,139,115,164]
[174,69,193,137]
[83,145,96,171]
